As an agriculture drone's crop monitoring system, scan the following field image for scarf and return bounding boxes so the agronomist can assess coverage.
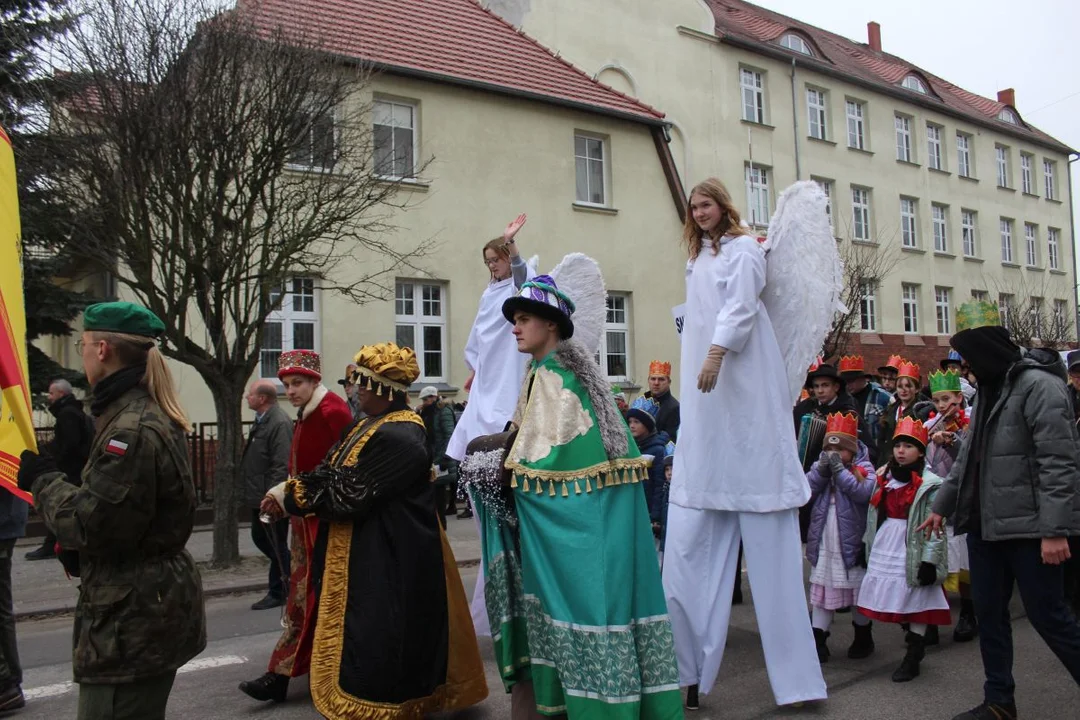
[90,364,147,417]
[870,458,925,507]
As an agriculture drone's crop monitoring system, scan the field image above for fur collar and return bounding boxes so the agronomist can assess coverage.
[299,384,329,421]
[554,340,628,461]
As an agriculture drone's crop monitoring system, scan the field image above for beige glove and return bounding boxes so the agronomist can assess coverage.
[697,345,728,393]
[264,481,287,513]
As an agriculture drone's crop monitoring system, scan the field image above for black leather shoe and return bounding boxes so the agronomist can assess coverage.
[685,684,699,710]
[24,545,55,561]
[250,594,285,611]
[0,685,25,711]
[951,701,1017,720]
[239,672,289,703]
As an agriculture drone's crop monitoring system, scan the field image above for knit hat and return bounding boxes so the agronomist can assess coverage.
[823,412,859,455]
[501,274,575,339]
[277,349,321,381]
[626,396,660,433]
[418,386,439,400]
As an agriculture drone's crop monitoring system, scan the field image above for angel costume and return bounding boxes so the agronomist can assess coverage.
[664,182,836,706]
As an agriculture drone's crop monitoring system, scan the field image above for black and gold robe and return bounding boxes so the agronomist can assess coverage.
[284,407,487,718]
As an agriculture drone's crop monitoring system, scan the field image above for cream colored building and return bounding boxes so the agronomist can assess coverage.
[502,0,1078,370]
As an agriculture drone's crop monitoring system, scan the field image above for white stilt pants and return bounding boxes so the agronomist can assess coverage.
[662,505,827,706]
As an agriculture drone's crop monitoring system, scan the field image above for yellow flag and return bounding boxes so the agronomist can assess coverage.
[0,125,38,503]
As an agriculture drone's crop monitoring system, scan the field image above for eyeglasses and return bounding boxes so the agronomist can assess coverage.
[484,258,503,267]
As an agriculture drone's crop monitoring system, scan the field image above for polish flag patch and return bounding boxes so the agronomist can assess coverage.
[105,439,129,457]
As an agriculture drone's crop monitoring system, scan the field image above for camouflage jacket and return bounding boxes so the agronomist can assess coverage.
[32,386,207,684]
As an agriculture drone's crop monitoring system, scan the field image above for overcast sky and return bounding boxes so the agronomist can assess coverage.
[754,0,1079,266]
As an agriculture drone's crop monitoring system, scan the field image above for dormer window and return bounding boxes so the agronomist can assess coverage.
[779,33,814,56]
[997,108,1019,125]
[901,75,928,94]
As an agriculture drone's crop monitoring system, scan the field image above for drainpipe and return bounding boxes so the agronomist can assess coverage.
[790,57,801,181]
[1069,153,1079,342]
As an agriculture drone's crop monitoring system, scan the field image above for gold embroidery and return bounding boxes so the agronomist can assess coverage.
[508,366,593,464]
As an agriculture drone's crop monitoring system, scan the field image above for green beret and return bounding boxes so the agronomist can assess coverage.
[83,302,165,338]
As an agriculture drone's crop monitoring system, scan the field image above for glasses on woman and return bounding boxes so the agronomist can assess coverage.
[484,257,502,267]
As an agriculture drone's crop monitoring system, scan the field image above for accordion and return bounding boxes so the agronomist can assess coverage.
[797,413,828,473]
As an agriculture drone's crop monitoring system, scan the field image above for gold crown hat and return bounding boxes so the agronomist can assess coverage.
[955,300,1002,333]
[349,342,421,396]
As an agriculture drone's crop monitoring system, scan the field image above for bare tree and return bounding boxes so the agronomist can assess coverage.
[48,0,431,565]
[984,275,1074,349]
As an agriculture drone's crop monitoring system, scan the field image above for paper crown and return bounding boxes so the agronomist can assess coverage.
[630,395,661,418]
[350,342,421,395]
[807,356,824,373]
[838,355,865,374]
[663,440,676,465]
[648,360,672,378]
[897,360,921,382]
[893,416,929,448]
[825,412,859,440]
[278,349,321,381]
[956,300,1001,332]
[929,369,962,396]
[879,354,905,372]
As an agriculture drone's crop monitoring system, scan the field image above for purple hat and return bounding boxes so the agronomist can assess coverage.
[502,274,575,339]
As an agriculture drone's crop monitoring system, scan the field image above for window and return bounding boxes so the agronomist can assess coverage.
[932,204,948,253]
[813,178,833,231]
[926,123,942,170]
[807,88,827,140]
[395,281,447,382]
[996,145,1009,188]
[956,132,972,178]
[1031,297,1045,338]
[289,102,336,170]
[902,284,919,334]
[1024,223,1038,267]
[779,33,813,55]
[998,108,1019,125]
[1049,227,1061,270]
[895,115,912,162]
[261,277,319,378]
[599,294,631,380]
[852,186,871,241]
[574,134,607,205]
[971,290,989,303]
[373,100,416,178]
[1020,153,1034,194]
[745,165,770,226]
[961,210,977,257]
[1044,159,1057,200]
[1000,218,1014,263]
[902,75,928,94]
[846,100,866,150]
[859,282,877,332]
[900,197,918,248]
[741,68,765,123]
[1053,300,1069,335]
[998,293,1014,330]
[935,287,951,334]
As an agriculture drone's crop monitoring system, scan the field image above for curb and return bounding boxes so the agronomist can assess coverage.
[16,557,482,622]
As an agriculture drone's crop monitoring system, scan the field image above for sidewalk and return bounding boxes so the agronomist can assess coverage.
[12,511,482,619]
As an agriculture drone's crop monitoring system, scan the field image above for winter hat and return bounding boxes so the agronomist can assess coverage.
[502,274,575,339]
[626,396,660,433]
[823,412,859,455]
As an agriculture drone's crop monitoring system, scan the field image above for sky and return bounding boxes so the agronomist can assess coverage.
[752,0,1079,268]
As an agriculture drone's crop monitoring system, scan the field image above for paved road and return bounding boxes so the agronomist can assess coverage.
[12,568,1079,718]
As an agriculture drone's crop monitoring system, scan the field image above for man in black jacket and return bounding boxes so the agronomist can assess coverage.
[645,361,680,441]
[25,380,93,561]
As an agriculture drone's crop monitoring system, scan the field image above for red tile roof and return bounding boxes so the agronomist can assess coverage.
[707,0,1073,153]
[237,0,664,125]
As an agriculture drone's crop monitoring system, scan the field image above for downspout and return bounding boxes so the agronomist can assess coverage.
[652,124,687,224]
[1068,153,1079,342]
[790,57,801,181]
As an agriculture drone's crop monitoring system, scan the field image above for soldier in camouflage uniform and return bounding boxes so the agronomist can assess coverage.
[18,302,206,720]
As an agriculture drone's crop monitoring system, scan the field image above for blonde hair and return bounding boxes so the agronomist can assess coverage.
[482,237,510,282]
[92,331,193,432]
[683,177,749,260]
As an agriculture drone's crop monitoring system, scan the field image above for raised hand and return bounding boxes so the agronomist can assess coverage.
[503,213,527,243]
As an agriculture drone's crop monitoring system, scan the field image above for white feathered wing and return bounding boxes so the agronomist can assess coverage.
[550,253,607,357]
[760,181,846,405]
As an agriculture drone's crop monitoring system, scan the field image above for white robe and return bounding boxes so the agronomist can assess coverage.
[670,234,809,512]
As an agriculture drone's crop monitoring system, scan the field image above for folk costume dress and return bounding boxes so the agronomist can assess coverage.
[284,343,487,719]
[924,387,972,594]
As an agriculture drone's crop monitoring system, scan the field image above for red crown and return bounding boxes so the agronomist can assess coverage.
[838,355,865,374]
[825,412,859,439]
[883,354,905,371]
[807,355,824,373]
[893,416,929,447]
[897,360,921,382]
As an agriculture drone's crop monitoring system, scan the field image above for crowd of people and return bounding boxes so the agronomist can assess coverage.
[4,176,1080,720]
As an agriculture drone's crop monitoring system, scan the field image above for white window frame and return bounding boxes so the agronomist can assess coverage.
[741,68,765,124]
[932,204,948,253]
[902,284,919,334]
[902,75,928,94]
[780,33,813,55]
[1054,300,1069,334]
[373,99,417,180]
[745,164,770,227]
[852,186,871,241]
[598,293,631,382]
[895,115,913,162]
[926,123,942,170]
[1000,218,1014,264]
[859,282,877,332]
[900,197,918,248]
[261,277,320,380]
[971,290,989,303]
[1030,297,1045,338]
[574,133,608,207]
[999,293,1014,330]
[1048,227,1061,270]
[807,87,827,140]
[935,287,952,335]
[1044,159,1057,200]
[957,132,972,177]
[961,209,977,257]
[1020,154,1034,194]
[813,177,834,233]
[394,280,448,383]
[996,145,1009,188]
[846,100,866,150]
[998,108,1019,125]
[1025,223,1038,267]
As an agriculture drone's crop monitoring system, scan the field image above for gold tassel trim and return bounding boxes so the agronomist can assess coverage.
[507,456,649,498]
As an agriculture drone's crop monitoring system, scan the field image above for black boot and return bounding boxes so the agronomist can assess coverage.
[813,628,830,663]
[907,624,939,646]
[684,684,699,711]
[24,544,56,561]
[847,622,875,659]
[891,633,925,682]
[951,701,1017,720]
[954,600,978,642]
[239,672,289,702]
